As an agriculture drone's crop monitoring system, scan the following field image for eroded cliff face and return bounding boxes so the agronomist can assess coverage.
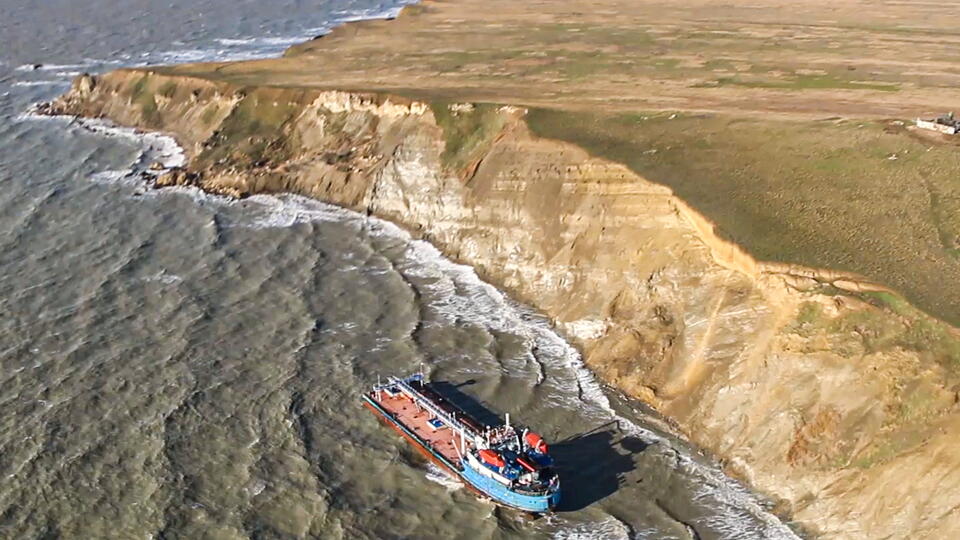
[48,70,960,538]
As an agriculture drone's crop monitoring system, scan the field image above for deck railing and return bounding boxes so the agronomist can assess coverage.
[376,375,480,443]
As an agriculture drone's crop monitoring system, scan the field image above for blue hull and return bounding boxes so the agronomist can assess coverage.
[461,461,560,513]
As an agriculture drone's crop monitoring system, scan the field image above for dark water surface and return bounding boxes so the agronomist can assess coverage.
[0,1,798,538]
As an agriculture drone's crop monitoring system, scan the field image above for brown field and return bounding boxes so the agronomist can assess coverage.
[151,0,960,324]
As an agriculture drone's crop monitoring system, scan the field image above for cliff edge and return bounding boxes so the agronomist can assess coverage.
[44,0,960,536]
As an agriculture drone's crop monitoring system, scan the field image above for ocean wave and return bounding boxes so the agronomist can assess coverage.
[238,193,356,228]
[88,169,137,185]
[552,516,633,540]
[194,1,419,65]
[216,38,258,46]
[245,36,306,46]
[73,118,186,170]
[333,2,418,23]
[16,111,186,195]
[144,270,184,286]
[143,45,298,66]
[153,48,229,64]
[12,80,70,88]
[15,62,95,73]
[423,463,463,491]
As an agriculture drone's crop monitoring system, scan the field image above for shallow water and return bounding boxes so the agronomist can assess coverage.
[0,2,798,538]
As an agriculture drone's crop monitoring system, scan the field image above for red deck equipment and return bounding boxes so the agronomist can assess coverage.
[517,457,537,472]
[524,431,548,454]
[479,449,505,468]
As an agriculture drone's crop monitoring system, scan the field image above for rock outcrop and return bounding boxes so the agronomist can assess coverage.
[46,69,960,539]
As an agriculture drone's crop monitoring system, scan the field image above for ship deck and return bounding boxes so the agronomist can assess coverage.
[368,390,465,468]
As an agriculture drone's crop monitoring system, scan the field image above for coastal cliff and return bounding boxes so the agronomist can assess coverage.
[47,68,960,538]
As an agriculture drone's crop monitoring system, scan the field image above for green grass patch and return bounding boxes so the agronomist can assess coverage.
[139,94,160,126]
[429,102,507,172]
[787,301,827,339]
[714,74,899,92]
[158,81,178,98]
[197,91,299,168]
[425,49,518,74]
[125,76,161,127]
[783,290,960,374]
[201,103,219,126]
[128,74,151,102]
[703,58,737,71]
[524,108,960,327]
[861,291,960,370]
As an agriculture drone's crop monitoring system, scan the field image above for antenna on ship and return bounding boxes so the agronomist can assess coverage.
[505,413,510,429]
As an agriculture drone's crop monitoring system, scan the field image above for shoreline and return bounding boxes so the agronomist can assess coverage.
[39,1,960,537]
[29,99,800,537]
[34,74,837,538]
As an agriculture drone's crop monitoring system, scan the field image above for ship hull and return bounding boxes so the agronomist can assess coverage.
[461,460,560,513]
[362,394,558,514]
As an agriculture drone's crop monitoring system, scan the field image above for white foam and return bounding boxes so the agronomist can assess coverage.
[16,111,187,196]
[216,38,258,46]
[552,516,632,540]
[239,194,357,229]
[333,2,417,23]
[156,48,224,63]
[16,62,93,72]
[37,63,93,71]
[423,463,462,492]
[144,270,183,286]
[88,169,137,186]
[389,234,658,433]
[12,81,70,88]
[70,117,187,170]
[257,36,307,46]
[85,57,125,66]
[193,1,418,66]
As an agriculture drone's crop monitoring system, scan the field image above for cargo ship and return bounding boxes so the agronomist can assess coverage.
[362,372,561,514]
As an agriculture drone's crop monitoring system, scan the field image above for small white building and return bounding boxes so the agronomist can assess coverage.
[916,112,959,135]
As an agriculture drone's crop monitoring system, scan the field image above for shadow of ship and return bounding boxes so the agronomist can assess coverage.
[428,380,645,511]
[551,427,647,511]
[428,380,504,428]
